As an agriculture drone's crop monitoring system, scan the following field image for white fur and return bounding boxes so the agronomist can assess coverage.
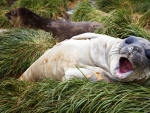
[20,33,122,82]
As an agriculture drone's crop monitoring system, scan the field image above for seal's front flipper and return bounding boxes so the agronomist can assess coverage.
[64,67,104,81]
[71,33,101,40]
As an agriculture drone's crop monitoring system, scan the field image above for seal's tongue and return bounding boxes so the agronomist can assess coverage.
[119,57,133,73]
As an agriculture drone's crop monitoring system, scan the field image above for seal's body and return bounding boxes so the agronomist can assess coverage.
[20,33,150,84]
[5,8,102,41]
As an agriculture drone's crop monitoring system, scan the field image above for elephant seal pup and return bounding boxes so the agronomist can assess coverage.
[20,33,150,84]
[5,8,102,41]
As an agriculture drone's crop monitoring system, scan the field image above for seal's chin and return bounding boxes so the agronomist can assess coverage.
[116,57,133,79]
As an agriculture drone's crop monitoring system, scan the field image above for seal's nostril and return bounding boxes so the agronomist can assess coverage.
[125,37,134,44]
[129,46,139,54]
[145,49,150,60]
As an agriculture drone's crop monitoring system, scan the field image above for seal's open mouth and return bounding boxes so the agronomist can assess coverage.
[116,57,133,79]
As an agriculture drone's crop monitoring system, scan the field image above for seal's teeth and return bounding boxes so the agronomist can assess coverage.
[117,73,123,78]
[116,70,133,79]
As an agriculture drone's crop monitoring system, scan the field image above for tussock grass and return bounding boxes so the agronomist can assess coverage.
[72,0,150,39]
[132,0,150,14]
[0,29,57,78]
[0,78,150,112]
[72,0,107,23]
[95,0,132,13]
[139,9,150,29]
[0,8,12,28]
[95,0,150,14]
[0,0,14,28]
[11,0,80,19]
[0,0,7,7]
[99,9,150,39]
[13,0,67,19]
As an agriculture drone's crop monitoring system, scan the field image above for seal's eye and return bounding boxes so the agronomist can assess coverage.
[11,10,15,15]
[125,36,134,44]
[145,49,150,60]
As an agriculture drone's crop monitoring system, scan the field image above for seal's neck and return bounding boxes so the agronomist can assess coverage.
[90,36,122,80]
[22,11,53,30]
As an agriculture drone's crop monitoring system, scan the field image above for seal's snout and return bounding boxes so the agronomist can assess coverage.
[123,36,142,55]
[128,46,140,54]
[5,13,11,20]
[124,36,150,60]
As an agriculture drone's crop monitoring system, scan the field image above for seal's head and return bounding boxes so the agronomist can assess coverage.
[5,8,23,27]
[109,36,150,83]
[5,8,38,28]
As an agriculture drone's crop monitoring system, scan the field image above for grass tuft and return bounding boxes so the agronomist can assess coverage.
[95,9,150,39]
[95,0,150,14]
[139,9,150,29]
[0,8,13,28]
[0,78,150,112]
[12,0,77,19]
[72,0,106,23]
[0,29,57,78]
[71,1,150,39]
